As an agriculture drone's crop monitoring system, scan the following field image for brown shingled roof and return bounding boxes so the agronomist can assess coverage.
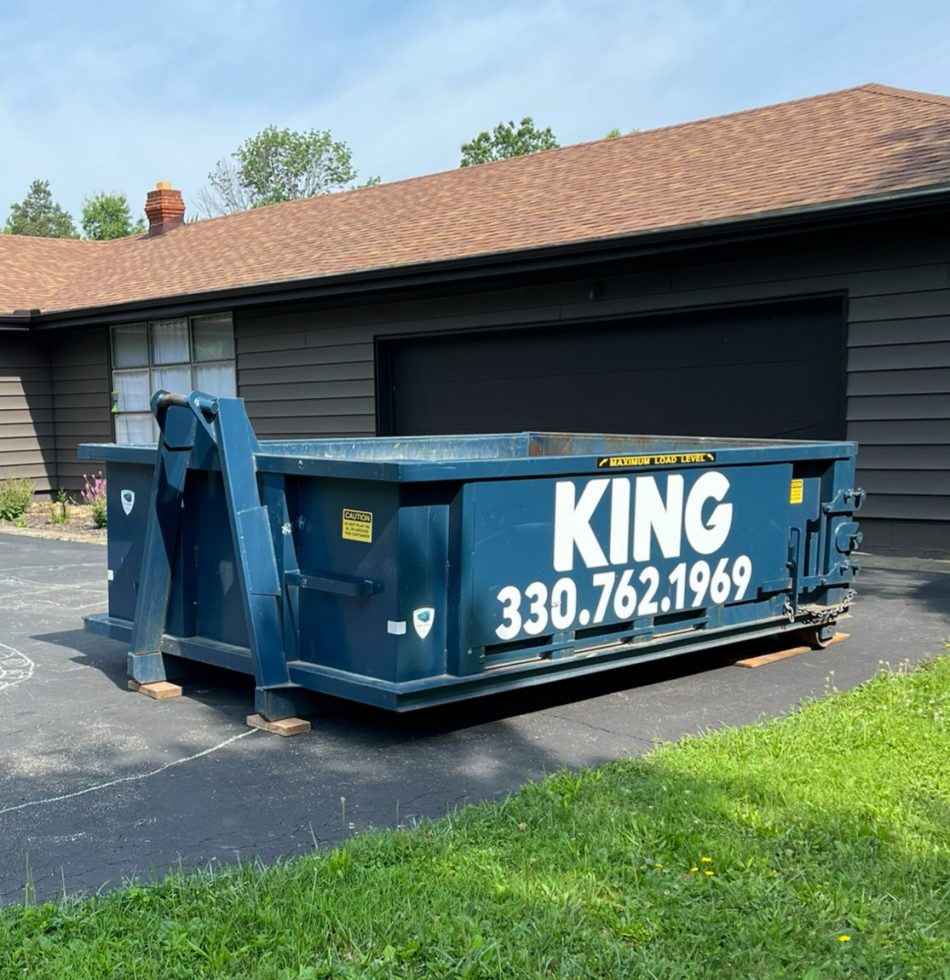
[5,83,950,317]
[0,235,100,313]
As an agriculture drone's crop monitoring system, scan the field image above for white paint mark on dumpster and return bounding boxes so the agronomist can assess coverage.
[0,728,259,817]
[0,641,34,692]
[387,620,407,635]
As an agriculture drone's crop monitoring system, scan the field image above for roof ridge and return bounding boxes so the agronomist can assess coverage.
[351,84,889,179]
[0,234,102,247]
[858,82,950,108]
[568,84,882,148]
[160,84,904,231]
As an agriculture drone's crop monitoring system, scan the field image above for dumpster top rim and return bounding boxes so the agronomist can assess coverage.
[79,431,859,481]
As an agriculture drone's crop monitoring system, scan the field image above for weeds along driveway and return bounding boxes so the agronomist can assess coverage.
[0,531,947,904]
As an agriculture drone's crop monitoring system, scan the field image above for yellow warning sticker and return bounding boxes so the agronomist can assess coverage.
[342,508,373,543]
[789,479,804,505]
[597,452,716,469]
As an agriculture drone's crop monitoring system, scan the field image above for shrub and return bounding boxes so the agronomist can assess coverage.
[0,476,35,521]
[81,471,107,528]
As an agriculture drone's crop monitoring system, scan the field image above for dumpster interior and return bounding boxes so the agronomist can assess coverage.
[257,431,822,464]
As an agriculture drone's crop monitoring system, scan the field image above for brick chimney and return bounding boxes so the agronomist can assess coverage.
[145,181,185,236]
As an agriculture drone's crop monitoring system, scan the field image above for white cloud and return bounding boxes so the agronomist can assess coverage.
[283,1,711,180]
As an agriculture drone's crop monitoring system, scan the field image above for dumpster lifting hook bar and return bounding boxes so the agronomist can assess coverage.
[127,389,296,720]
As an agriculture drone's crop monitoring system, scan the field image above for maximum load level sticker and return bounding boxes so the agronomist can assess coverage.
[597,452,716,469]
[342,508,373,543]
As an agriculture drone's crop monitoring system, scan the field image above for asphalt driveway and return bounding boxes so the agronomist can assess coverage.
[0,531,947,903]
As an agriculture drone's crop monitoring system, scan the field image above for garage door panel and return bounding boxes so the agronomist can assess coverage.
[399,314,837,384]
[397,362,841,438]
[382,300,845,441]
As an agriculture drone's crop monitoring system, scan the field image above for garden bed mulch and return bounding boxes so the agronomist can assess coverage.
[0,504,107,545]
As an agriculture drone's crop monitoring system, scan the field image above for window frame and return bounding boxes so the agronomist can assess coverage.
[110,314,236,444]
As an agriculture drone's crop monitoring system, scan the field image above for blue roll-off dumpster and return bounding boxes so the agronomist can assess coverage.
[80,391,864,721]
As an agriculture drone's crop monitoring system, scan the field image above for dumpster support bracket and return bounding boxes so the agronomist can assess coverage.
[128,391,298,719]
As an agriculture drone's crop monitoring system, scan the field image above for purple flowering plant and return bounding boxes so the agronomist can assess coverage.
[81,471,107,528]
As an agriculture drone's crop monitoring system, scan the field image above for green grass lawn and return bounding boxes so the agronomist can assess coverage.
[2,657,948,979]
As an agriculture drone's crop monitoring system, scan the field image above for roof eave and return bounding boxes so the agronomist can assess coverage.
[0,311,37,331]
[28,182,950,329]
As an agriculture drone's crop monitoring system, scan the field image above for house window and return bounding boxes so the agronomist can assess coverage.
[111,314,236,443]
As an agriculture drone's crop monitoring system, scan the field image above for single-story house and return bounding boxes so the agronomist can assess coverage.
[1,83,949,556]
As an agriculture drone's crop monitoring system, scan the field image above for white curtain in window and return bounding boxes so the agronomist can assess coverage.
[193,314,235,361]
[114,370,150,412]
[115,414,154,445]
[195,361,236,397]
[152,365,191,396]
[112,324,148,368]
[150,319,189,364]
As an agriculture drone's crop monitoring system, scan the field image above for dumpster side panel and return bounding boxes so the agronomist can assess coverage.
[465,462,804,654]
[105,461,156,623]
[293,478,401,678]
[191,470,249,649]
[394,488,452,681]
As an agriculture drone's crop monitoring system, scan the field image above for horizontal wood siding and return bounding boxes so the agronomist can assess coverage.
[0,333,55,491]
[232,230,948,552]
[237,322,376,439]
[50,327,112,492]
[846,272,950,525]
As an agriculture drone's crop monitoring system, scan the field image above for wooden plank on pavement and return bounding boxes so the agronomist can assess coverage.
[732,632,850,668]
[246,713,311,736]
[128,679,184,699]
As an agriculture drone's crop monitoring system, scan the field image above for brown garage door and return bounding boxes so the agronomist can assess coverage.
[377,298,846,440]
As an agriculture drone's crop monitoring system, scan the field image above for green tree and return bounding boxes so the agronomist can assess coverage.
[4,179,78,238]
[197,125,378,216]
[81,192,145,240]
[459,117,559,167]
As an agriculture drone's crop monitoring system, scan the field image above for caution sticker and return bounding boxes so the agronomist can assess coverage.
[789,479,804,505]
[342,508,373,543]
[596,452,716,469]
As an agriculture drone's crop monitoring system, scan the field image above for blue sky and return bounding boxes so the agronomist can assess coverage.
[3,0,950,227]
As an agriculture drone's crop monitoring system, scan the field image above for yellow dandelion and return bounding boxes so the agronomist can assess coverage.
[700,856,712,863]
[654,863,664,869]
[704,870,715,876]
[838,935,851,943]
[689,867,699,873]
